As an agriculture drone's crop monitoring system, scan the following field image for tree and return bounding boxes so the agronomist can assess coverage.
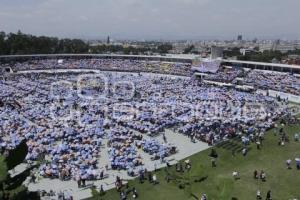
[0,32,8,55]
[238,50,284,62]
[5,139,28,170]
[0,140,39,200]
[0,30,90,55]
[157,43,173,54]
[223,47,241,58]
[0,157,8,184]
[183,45,195,54]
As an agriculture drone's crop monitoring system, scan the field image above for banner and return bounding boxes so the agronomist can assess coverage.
[192,58,221,74]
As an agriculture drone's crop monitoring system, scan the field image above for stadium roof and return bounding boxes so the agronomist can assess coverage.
[223,59,300,70]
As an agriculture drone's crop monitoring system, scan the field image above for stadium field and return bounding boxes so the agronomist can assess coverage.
[89,123,300,200]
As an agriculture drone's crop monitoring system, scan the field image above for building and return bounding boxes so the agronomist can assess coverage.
[240,48,257,56]
[211,46,223,59]
[259,40,296,53]
[259,42,273,52]
[237,35,243,41]
[274,44,295,53]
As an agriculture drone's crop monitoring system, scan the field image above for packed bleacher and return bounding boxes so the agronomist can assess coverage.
[203,67,242,83]
[236,70,300,95]
[3,59,192,77]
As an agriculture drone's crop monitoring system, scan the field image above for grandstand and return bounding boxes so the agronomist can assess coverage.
[1,54,300,74]
[0,54,299,200]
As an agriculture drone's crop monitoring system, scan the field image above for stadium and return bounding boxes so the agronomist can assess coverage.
[0,54,300,200]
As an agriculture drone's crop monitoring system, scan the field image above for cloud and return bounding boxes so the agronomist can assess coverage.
[0,0,299,39]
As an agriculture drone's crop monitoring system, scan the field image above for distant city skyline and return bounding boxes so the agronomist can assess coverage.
[1,0,300,40]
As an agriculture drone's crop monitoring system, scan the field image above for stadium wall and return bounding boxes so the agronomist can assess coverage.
[1,54,300,74]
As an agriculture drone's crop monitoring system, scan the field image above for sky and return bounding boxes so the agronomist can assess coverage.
[0,0,299,40]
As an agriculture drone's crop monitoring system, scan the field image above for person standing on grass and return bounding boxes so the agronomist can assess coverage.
[274,123,278,136]
[286,159,292,169]
[242,148,247,156]
[132,187,138,199]
[148,171,153,183]
[296,159,300,170]
[260,170,266,182]
[256,190,262,199]
[232,171,239,180]
[120,191,127,200]
[254,170,258,179]
[256,140,261,150]
[99,185,104,196]
[201,194,207,200]
[139,171,144,184]
[266,190,272,200]
[153,174,158,185]
[295,133,299,141]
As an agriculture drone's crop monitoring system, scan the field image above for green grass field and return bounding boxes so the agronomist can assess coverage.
[89,124,300,200]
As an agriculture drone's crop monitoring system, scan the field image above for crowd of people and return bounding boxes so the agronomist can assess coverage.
[239,70,300,95]
[3,59,192,77]
[203,67,242,83]
[0,58,294,186]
